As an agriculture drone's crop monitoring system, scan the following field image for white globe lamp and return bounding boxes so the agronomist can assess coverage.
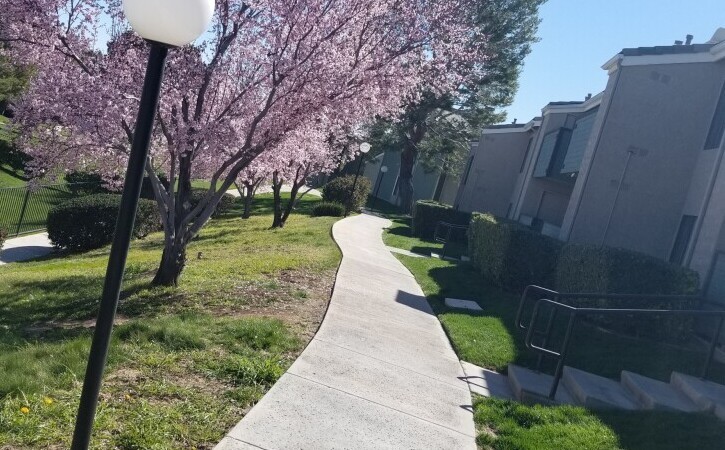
[123,0,216,46]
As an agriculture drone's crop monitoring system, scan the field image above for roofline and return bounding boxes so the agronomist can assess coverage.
[541,92,603,115]
[602,40,725,73]
[482,118,541,135]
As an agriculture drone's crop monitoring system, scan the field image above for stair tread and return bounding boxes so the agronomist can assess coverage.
[563,367,638,410]
[621,371,699,412]
[671,372,725,411]
[507,364,575,404]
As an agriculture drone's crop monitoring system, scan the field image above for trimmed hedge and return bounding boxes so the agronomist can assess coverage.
[468,213,563,291]
[557,244,700,343]
[64,171,110,196]
[0,227,7,253]
[557,244,699,296]
[48,194,161,251]
[322,175,371,214]
[412,200,471,240]
[189,188,237,216]
[311,201,345,217]
[468,213,701,342]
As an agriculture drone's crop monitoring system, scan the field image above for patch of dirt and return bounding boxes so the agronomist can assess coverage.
[206,268,337,342]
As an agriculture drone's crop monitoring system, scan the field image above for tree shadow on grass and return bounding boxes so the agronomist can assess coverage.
[595,410,725,450]
[250,194,319,217]
[0,275,179,330]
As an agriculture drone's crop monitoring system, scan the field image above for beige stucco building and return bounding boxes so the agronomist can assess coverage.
[455,29,725,304]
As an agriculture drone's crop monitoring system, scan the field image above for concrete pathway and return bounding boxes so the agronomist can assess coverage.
[0,232,53,265]
[216,214,476,450]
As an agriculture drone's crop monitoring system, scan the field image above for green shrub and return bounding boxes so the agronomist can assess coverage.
[189,188,236,216]
[311,201,345,217]
[468,213,563,291]
[556,244,700,342]
[47,194,161,251]
[140,174,170,200]
[412,200,471,240]
[322,175,371,214]
[64,171,110,195]
[0,227,7,252]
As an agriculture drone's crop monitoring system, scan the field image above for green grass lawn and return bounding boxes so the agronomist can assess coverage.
[0,193,340,448]
[0,183,81,236]
[0,164,25,188]
[382,215,725,449]
[474,396,725,450]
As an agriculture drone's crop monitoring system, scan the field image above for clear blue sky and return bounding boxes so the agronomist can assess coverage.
[503,0,725,124]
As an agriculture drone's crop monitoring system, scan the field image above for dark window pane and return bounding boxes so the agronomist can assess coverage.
[462,155,474,185]
[705,82,725,150]
[534,131,559,177]
[669,215,697,265]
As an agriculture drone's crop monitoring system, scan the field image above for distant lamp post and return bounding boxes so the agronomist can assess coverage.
[371,165,388,213]
[70,1,214,449]
[345,142,371,217]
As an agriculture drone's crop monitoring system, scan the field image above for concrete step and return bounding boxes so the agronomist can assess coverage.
[621,371,699,412]
[562,367,639,410]
[671,372,725,412]
[715,403,725,420]
[507,364,575,405]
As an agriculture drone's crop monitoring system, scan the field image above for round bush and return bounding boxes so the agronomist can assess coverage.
[64,171,110,196]
[189,188,237,216]
[322,175,371,213]
[312,201,345,217]
[47,194,161,251]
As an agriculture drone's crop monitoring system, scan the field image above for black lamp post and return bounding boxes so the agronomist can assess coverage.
[71,1,214,448]
[345,142,371,217]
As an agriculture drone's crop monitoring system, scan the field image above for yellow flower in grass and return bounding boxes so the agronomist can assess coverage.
[43,397,54,405]
[20,406,30,414]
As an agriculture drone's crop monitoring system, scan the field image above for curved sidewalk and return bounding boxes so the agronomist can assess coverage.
[216,214,476,449]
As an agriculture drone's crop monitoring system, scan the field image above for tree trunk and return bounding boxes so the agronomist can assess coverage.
[242,182,255,219]
[271,172,284,228]
[151,154,194,287]
[398,141,417,215]
[152,239,187,287]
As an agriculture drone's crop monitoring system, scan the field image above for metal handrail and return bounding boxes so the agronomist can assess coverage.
[433,221,468,259]
[516,284,705,331]
[524,298,725,399]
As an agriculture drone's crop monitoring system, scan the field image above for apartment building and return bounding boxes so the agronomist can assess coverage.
[363,150,459,206]
[455,29,725,302]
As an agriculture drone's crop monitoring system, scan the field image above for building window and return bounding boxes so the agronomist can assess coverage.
[433,172,447,201]
[533,131,559,177]
[704,81,725,150]
[533,129,573,178]
[669,215,697,265]
[462,155,474,185]
[561,108,599,174]
[520,137,533,173]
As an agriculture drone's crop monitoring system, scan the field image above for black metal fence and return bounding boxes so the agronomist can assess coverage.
[0,182,102,237]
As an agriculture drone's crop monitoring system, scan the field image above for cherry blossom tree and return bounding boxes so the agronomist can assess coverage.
[0,0,486,285]
[236,162,270,220]
[267,123,347,228]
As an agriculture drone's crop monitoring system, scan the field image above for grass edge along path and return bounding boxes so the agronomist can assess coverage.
[0,193,340,449]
